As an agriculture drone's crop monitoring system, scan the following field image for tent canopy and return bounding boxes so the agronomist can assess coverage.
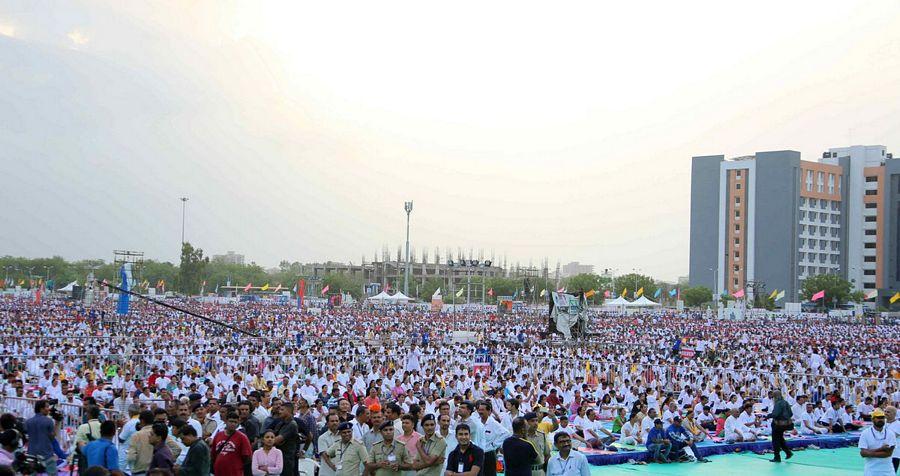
[58,281,78,292]
[603,296,630,306]
[626,295,661,307]
[367,291,413,303]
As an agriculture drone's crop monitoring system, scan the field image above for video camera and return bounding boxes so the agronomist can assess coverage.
[13,452,47,475]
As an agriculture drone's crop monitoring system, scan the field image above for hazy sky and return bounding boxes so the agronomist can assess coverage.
[2,1,900,281]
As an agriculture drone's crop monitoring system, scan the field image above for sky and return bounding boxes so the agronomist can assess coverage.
[1,1,900,281]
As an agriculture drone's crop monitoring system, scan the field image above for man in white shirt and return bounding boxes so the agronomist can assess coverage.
[724,408,756,442]
[547,432,590,476]
[858,409,896,476]
[798,403,828,435]
[884,406,900,473]
[640,408,658,443]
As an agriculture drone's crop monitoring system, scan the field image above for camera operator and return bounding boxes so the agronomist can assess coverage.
[25,400,59,476]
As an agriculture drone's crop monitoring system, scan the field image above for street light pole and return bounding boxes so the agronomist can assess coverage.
[404,201,413,296]
[180,197,189,246]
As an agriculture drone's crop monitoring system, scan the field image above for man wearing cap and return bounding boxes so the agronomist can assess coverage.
[524,412,549,476]
[323,422,369,476]
[646,419,672,464]
[367,422,412,476]
[665,416,710,463]
[858,408,896,476]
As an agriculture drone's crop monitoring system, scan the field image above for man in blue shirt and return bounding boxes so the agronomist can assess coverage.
[83,421,119,470]
[665,416,710,463]
[645,419,671,464]
[25,400,59,476]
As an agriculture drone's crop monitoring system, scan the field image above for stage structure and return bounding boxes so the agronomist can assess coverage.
[547,291,590,339]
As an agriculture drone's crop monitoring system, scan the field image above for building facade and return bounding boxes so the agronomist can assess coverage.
[689,145,895,305]
[561,261,594,277]
[212,251,245,266]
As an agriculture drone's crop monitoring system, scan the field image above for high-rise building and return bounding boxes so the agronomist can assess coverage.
[689,145,894,305]
[212,251,245,265]
[561,261,594,277]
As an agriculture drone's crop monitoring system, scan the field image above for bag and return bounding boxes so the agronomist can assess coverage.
[773,419,793,432]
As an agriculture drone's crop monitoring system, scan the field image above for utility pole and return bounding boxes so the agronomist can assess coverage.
[180,197,189,246]
[404,201,413,295]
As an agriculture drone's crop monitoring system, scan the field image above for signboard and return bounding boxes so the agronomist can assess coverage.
[679,346,696,359]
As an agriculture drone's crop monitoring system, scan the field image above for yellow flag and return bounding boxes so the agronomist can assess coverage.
[769,289,778,300]
[261,283,270,291]
[540,289,547,297]
[585,289,596,298]
[621,288,627,297]
[456,287,464,297]
[890,292,900,304]
[18,279,24,285]
[636,287,644,298]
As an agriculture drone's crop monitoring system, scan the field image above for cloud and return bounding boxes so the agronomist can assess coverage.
[67,29,89,47]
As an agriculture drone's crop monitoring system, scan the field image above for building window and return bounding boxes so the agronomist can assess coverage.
[735,210,740,219]
[865,243,876,249]
[817,172,824,192]
[866,189,878,196]
[733,278,739,286]
[809,239,817,247]
[865,202,877,209]
[810,198,817,207]
[865,216,877,222]
[864,269,876,276]
[735,224,740,232]
[736,183,742,190]
[864,283,876,289]
[735,196,741,205]
[799,239,806,248]
[799,266,806,274]
[733,264,740,272]
[865,229,876,235]
[736,170,742,178]
[809,226,817,235]
[800,224,806,233]
[806,170,813,191]
[864,256,876,262]
[734,251,740,258]
[800,197,806,206]
[828,174,835,194]
[866,176,878,182]
[734,238,740,245]
[810,212,817,220]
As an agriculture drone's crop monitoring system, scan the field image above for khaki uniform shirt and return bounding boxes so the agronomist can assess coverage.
[367,440,411,476]
[327,439,369,476]
[415,434,446,476]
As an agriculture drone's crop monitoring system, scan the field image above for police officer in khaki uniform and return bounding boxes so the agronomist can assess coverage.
[524,412,550,476]
[366,422,413,476]
[324,422,370,476]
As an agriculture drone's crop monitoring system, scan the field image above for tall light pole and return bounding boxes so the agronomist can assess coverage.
[180,197,189,246]
[404,201,413,295]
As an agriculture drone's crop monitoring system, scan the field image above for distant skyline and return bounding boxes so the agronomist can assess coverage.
[2,1,900,282]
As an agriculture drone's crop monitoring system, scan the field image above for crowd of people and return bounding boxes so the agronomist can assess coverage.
[0,295,898,475]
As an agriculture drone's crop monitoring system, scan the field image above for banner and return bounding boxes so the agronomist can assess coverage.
[116,264,131,315]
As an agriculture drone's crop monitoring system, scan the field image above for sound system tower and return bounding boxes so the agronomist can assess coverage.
[71,285,83,300]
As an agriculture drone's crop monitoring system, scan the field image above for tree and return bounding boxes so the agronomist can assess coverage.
[800,274,853,309]
[419,278,444,301]
[178,242,209,295]
[681,286,712,307]
[564,273,605,304]
[321,272,365,299]
[612,273,658,300]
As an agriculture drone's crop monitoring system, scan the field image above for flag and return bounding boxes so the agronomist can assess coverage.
[557,287,565,293]
[292,283,298,293]
[732,289,745,299]
[865,290,878,300]
[142,280,149,289]
[669,289,677,297]
[487,288,494,297]
[201,280,207,287]
[432,287,442,299]
[297,279,306,309]
[769,289,778,300]
[321,285,330,295]
[604,290,611,298]
[585,289,596,298]
[456,288,464,298]
[890,292,900,304]
[261,283,270,291]
[540,289,547,297]
[811,290,825,301]
[34,286,42,304]
[775,290,785,301]
[18,279,24,286]
[159,279,165,292]
[385,282,391,292]
[0,279,4,288]
[653,288,661,299]
[621,288,627,298]
[116,265,130,316]
[243,282,252,292]
[635,287,644,298]
[214,283,219,294]
[274,284,282,293]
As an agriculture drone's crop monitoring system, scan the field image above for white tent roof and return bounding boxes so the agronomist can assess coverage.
[603,296,630,306]
[627,295,661,307]
[367,291,392,301]
[58,281,78,292]
[390,291,412,302]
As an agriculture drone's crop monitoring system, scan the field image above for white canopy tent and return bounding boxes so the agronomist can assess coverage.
[367,291,392,303]
[389,291,412,302]
[57,281,78,293]
[603,296,631,306]
[367,291,413,304]
[627,295,661,307]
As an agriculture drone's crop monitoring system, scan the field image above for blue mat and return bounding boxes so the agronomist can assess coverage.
[583,432,860,466]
